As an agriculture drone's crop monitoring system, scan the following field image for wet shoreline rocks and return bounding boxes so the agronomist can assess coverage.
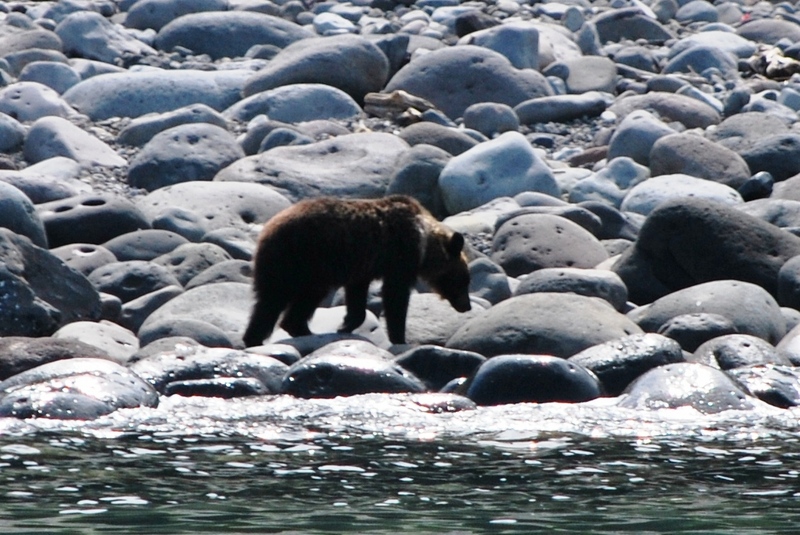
[4,0,800,420]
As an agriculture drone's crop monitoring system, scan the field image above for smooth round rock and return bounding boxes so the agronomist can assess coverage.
[627,280,787,345]
[18,60,81,94]
[127,123,244,191]
[0,336,114,381]
[0,81,73,121]
[462,102,519,138]
[514,91,608,125]
[136,181,291,234]
[468,257,511,305]
[125,0,229,32]
[214,132,409,202]
[52,320,139,365]
[592,7,675,43]
[778,255,800,309]
[607,110,677,166]
[155,11,312,60]
[608,92,721,129]
[737,18,800,45]
[656,312,739,353]
[727,365,800,408]
[663,44,737,80]
[620,174,743,216]
[224,83,362,123]
[458,21,539,70]
[243,34,388,103]
[491,213,608,277]
[129,346,288,395]
[394,345,485,391]
[675,1,718,24]
[102,229,189,261]
[184,259,252,289]
[514,267,627,311]
[0,357,159,420]
[544,56,617,94]
[151,242,232,286]
[569,333,685,396]
[0,181,47,248]
[707,112,788,154]
[618,362,755,413]
[740,134,800,182]
[692,334,789,370]
[0,113,25,152]
[386,144,451,219]
[24,115,126,167]
[0,157,89,204]
[56,11,156,64]
[447,292,643,358]
[648,133,751,189]
[397,122,479,156]
[465,354,602,406]
[37,193,151,247]
[138,317,235,347]
[439,131,559,215]
[50,243,117,277]
[88,260,182,302]
[569,156,650,208]
[118,103,228,147]
[119,284,184,333]
[402,292,484,346]
[385,45,551,120]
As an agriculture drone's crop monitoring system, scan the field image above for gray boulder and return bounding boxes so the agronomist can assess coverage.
[56,11,156,63]
[0,181,48,248]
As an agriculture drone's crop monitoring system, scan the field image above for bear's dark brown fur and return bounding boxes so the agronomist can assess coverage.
[243,195,471,346]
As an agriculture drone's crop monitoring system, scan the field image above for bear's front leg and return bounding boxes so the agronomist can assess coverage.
[382,281,411,344]
[338,280,370,333]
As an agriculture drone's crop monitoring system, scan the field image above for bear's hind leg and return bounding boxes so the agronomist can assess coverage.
[243,295,288,347]
[338,280,370,333]
[280,289,327,338]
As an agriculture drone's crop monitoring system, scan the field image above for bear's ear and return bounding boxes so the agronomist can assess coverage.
[447,232,465,257]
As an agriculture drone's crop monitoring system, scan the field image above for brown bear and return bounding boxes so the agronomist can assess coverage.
[242,195,471,346]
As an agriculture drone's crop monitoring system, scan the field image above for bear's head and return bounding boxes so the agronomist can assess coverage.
[421,227,472,313]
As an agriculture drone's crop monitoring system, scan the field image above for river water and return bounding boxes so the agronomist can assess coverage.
[2,394,800,533]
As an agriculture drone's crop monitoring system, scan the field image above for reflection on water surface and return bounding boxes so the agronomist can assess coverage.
[1,394,800,533]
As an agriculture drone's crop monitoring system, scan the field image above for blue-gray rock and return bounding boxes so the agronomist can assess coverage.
[87,260,182,302]
[740,134,800,182]
[0,358,158,419]
[613,197,800,305]
[514,91,608,125]
[138,317,235,347]
[662,44,738,80]
[125,0,229,31]
[24,115,126,167]
[243,34,388,103]
[569,333,685,396]
[52,320,139,364]
[514,267,627,311]
[155,11,312,60]
[491,213,608,277]
[737,18,800,45]
[50,243,116,277]
[670,31,757,60]
[0,336,114,381]
[224,83,362,123]
[462,102,519,138]
[136,181,291,234]
[63,69,251,120]
[402,292,485,346]
[102,229,188,262]
[0,81,73,121]
[578,201,642,241]
[0,28,62,57]
[385,45,551,120]
[778,254,800,309]
[18,60,81,94]
[0,112,24,152]
[129,345,288,395]
[544,56,617,94]
[618,362,755,413]
[257,127,312,152]
[656,312,739,353]
[568,156,650,208]
[118,284,183,333]
[56,11,156,63]
[185,259,251,289]
[675,1,718,24]
[214,132,409,202]
[591,7,675,43]
[692,334,790,370]
[151,242,231,286]
[620,174,743,216]
[0,157,91,204]
[627,280,786,345]
[607,110,676,166]
[727,365,800,408]
[386,144,451,219]
[464,354,602,406]
[447,292,643,358]
[439,131,559,214]
[608,92,721,129]
[37,193,151,247]
[648,133,751,189]
[468,257,511,305]
[614,44,660,72]
[0,181,47,248]
[118,103,228,147]
[199,227,254,261]
[394,344,485,391]
[127,123,244,191]
[457,21,539,69]
[707,112,787,154]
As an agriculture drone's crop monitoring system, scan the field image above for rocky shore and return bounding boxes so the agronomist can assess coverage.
[2,0,800,420]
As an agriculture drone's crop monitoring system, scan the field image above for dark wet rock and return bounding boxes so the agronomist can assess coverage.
[130,345,288,395]
[37,193,151,248]
[0,357,158,419]
[491,213,608,278]
[618,362,756,413]
[245,343,302,366]
[164,377,269,398]
[50,243,117,277]
[102,229,188,262]
[648,133,751,189]
[569,333,685,396]
[397,122,478,156]
[627,280,786,345]
[0,336,113,381]
[127,123,244,191]
[448,293,643,358]
[0,228,101,337]
[514,91,608,125]
[124,0,229,32]
[394,345,485,391]
[385,45,551,120]
[386,144,450,220]
[514,267,628,311]
[52,320,139,365]
[118,284,184,333]
[656,312,739,353]
[592,7,675,43]
[468,257,511,305]
[56,11,156,63]
[155,11,312,60]
[87,260,182,303]
[727,365,800,408]
[608,92,721,129]
[185,259,252,290]
[692,334,790,370]
[243,34,388,103]
[0,181,47,248]
[214,132,409,202]
[151,242,232,286]
[740,134,800,182]
[613,197,800,304]
[136,181,291,235]
[464,354,602,406]
[403,392,477,413]
[118,103,228,147]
